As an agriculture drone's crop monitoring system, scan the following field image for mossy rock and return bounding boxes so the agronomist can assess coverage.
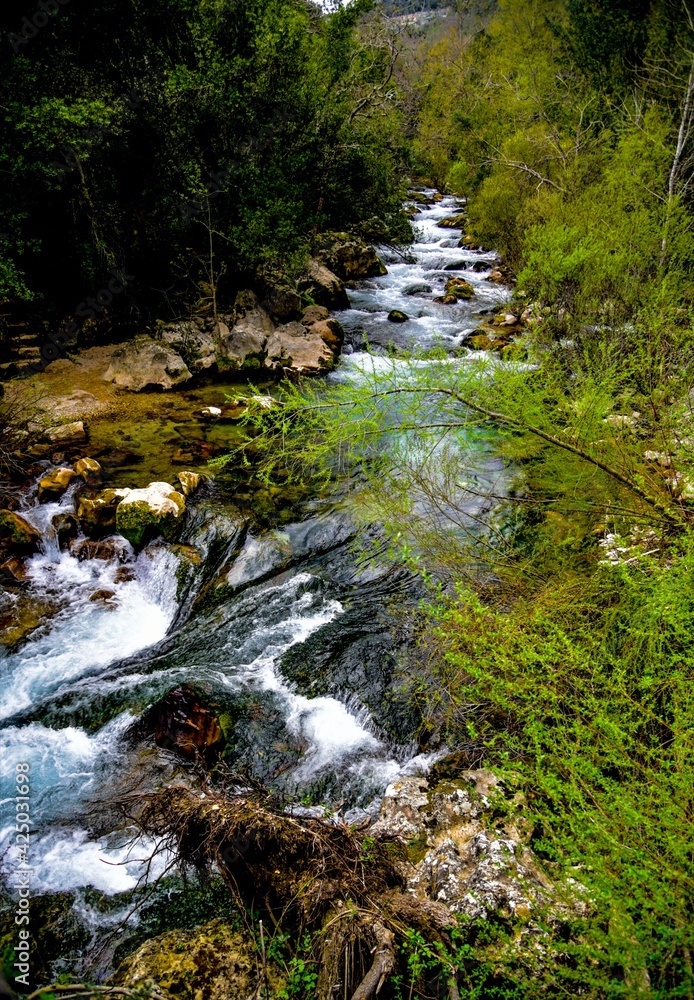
[0,510,41,552]
[112,917,285,999]
[115,482,185,546]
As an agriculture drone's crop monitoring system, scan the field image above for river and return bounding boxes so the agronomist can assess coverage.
[0,193,509,970]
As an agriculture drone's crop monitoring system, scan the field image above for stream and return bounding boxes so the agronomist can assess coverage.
[0,193,509,967]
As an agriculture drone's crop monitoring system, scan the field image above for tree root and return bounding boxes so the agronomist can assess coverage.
[132,783,460,999]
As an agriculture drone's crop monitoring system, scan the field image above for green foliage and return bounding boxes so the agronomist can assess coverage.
[0,0,409,329]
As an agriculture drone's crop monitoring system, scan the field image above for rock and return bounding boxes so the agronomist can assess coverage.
[444,277,474,299]
[439,294,458,305]
[300,261,350,311]
[102,336,192,391]
[371,776,429,839]
[403,283,432,296]
[51,512,78,550]
[373,771,574,930]
[487,265,511,284]
[301,304,329,325]
[73,538,124,561]
[112,918,285,999]
[74,457,101,485]
[199,406,222,420]
[143,684,225,760]
[0,510,42,553]
[310,319,344,351]
[220,290,274,368]
[37,467,78,503]
[160,320,217,372]
[604,413,639,430]
[114,565,136,583]
[89,588,116,604]
[77,488,130,537]
[115,481,186,546]
[177,470,205,496]
[32,390,106,423]
[0,593,61,649]
[643,450,671,467]
[387,310,409,323]
[44,420,86,446]
[437,213,467,229]
[264,321,336,373]
[258,272,302,322]
[315,233,387,281]
[465,334,496,351]
[0,556,29,583]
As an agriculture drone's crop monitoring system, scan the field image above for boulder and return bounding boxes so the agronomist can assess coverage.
[258,271,302,323]
[51,512,78,550]
[437,213,467,229]
[310,318,344,351]
[115,481,186,546]
[315,233,387,281]
[115,566,136,583]
[444,277,474,299]
[112,918,285,998]
[0,510,42,553]
[373,772,582,930]
[300,260,350,311]
[0,557,29,583]
[264,321,336,373]
[37,467,78,503]
[143,684,225,760]
[74,456,102,485]
[103,337,192,391]
[44,420,86,446]
[160,320,217,372]
[301,304,329,325]
[388,310,409,323]
[77,489,130,537]
[219,290,274,368]
[403,283,432,296]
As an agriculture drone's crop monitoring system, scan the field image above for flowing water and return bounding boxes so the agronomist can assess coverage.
[0,193,509,962]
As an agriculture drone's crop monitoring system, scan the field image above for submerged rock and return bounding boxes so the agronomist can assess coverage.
[403,282,432,296]
[143,684,225,760]
[37,467,78,503]
[115,481,186,546]
[103,337,192,391]
[0,509,42,553]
